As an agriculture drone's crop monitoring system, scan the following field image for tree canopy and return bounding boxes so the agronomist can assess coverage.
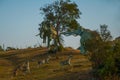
[38,0,81,48]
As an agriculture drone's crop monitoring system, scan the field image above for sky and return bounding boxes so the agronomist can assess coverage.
[0,0,120,49]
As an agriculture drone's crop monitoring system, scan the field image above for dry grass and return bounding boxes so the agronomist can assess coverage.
[0,47,92,80]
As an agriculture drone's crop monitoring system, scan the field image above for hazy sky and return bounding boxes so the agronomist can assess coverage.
[0,0,120,49]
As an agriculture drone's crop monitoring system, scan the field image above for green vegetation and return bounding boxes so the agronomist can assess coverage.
[37,0,81,49]
[6,47,17,51]
[100,24,112,42]
[85,25,120,80]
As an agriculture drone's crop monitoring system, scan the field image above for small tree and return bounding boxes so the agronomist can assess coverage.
[100,24,112,42]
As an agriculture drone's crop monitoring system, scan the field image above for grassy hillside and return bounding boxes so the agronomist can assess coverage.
[0,47,92,80]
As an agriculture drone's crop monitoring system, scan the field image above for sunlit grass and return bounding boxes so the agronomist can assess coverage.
[0,48,92,80]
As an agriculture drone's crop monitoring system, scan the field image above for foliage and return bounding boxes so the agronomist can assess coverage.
[37,21,52,48]
[6,47,16,51]
[38,0,81,49]
[85,26,120,79]
[100,24,112,42]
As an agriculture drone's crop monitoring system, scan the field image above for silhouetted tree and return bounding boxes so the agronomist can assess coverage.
[100,24,112,42]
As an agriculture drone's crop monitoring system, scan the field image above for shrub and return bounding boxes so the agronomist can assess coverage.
[6,47,16,51]
[84,29,120,79]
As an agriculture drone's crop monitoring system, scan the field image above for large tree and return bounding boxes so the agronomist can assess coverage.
[38,0,81,48]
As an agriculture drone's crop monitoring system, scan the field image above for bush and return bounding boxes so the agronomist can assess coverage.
[84,29,120,79]
[6,47,16,51]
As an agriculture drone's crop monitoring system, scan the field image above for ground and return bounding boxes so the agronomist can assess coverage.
[0,47,92,80]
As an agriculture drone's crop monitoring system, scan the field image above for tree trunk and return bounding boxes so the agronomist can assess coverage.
[47,36,50,48]
[56,27,63,47]
[58,36,63,46]
[55,20,64,50]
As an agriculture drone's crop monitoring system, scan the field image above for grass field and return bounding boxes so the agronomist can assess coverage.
[0,47,92,80]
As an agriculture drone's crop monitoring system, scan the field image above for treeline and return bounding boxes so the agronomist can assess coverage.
[0,45,42,52]
[0,46,18,51]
